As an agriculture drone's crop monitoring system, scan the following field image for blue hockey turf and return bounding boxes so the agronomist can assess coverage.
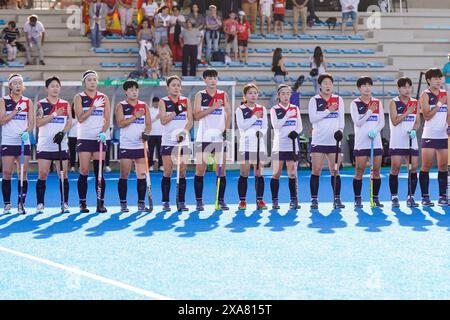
[0,167,449,299]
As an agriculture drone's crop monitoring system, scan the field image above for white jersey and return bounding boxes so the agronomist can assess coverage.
[270,103,303,153]
[389,96,419,150]
[77,91,107,140]
[350,97,385,150]
[37,98,69,152]
[236,103,268,153]
[195,89,227,143]
[119,100,148,149]
[68,118,78,138]
[161,95,190,146]
[308,94,345,146]
[1,95,31,146]
[422,89,448,139]
[149,107,162,136]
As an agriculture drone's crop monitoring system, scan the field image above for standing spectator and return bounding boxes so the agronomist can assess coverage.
[168,6,185,62]
[221,0,240,22]
[118,0,135,35]
[144,49,161,78]
[259,0,272,35]
[156,38,173,76]
[148,97,163,171]
[291,0,308,35]
[68,104,78,173]
[89,0,108,50]
[24,14,46,65]
[223,11,239,61]
[0,0,8,9]
[310,46,326,94]
[191,0,206,14]
[204,5,222,62]
[187,3,206,62]
[307,0,319,26]
[237,11,251,63]
[154,6,171,45]
[340,0,359,35]
[1,21,20,62]
[137,19,154,68]
[181,19,202,76]
[142,0,159,25]
[241,0,257,33]
[443,52,450,93]
[271,47,288,104]
[273,0,286,35]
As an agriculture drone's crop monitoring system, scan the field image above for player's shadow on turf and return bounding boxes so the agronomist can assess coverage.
[307,209,347,234]
[175,210,222,237]
[355,208,392,232]
[0,212,65,239]
[392,207,434,231]
[264,209,299,231]
[0,213,20,227]
[423,206,450,231]
[134,210,182,237]
[33,212,100,239]
[225,210,262,233]
[85,211,150,237]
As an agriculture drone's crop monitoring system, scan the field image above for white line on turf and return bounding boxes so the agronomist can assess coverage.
[0,246,172,300]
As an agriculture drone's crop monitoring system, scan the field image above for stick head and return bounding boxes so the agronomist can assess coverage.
[334,130,343,142]
[256,131,261,139]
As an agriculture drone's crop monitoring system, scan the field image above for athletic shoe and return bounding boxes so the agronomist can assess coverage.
[79,202,90,213]
[438,196,448,207]
[354,197,363,208]
[219,200,229,211]
[407,196,419,208]
[96,205,107,213]
[238,200,247,210]
[391,196,400,208]
[70,167,76,173]
[372,197,384,208]
[36,203,45,213]
[272,199,280,210]
[256,200,268,210]
[18,202,26,215]
[162,202,171,212]
[120,202,129,213]
[421,196,435,207]
[196,200,204,211]
[177,202,188,212]
[3,204,11,214]
[159,166,163,171]
[137,202,147,212]
[105,166,112,173]
[310,198,319,209]
[289,199,301,210]
[61,202,70,213]
[150,165,154,171]
[333,197,345,209]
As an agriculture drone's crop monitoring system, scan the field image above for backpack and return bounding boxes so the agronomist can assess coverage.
[211,51,225,63]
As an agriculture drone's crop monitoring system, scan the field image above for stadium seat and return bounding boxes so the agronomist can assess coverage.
[236,91,243,97]
[174,62,182,68]
[368,62,385,68]
[119,62,136,68]
[209,61,226,68]
[302,91,316,97]
[123,35,137,40]
[333,35,349,40]
[105,34,121,39]
[130,48,139,54]
[315,35,332,40]
[343,76,358,82]
[246,61,264,68]
[0,20,5,26]
[281,34,297,40]
[264,34,280,40]
[112,48,129,54]
[341,48,359,54]
[298,62,310,68]
[263,90,275,97]
[324,48,341,54]
[249,34,264,40]
[254,76,273,82]
[290,48,307,54]
[282,48,290,54]
[349,35,365,40]
[351,62,369,68]
[7,62,25,68]
[94,48,111,53]
[262,62,272,68]
[218,76,235,81]
[247,48,255,54]
[334,62,351,68]
[228,61,244,67]
[236,75,254,82]
[338,90,353,97]
[255,48,272,54]
[372,90,387,97]
[377,76,395,82]
[100,62,119,68]
[284,62,297,68]
[359,48,376,54]
[181,76,202,81]
[298,34,314,40]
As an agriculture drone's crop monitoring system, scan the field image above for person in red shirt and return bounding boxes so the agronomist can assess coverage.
[237,11,251,63]
[273,0,286,34]
[223,11,239,61]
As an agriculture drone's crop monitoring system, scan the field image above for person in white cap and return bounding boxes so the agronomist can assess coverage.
[237,11,251,63]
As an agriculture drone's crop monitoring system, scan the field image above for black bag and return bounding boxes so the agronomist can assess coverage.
[309,68,319,77]
[125,25,136,37]
[325,17,337,30]
[211,51,225,63]
[16,42,26,52]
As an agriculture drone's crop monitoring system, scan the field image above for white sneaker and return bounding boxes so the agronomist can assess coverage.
[3,203,11,214]
[105,166,112,173]
[150,165,154,171]
[159,166,163,171]
[70,167,76,173]
[61,202,70,213]
[18,202,26,215]
[36,203,45,213]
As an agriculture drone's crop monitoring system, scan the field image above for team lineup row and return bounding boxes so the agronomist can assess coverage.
[0,67,448,215]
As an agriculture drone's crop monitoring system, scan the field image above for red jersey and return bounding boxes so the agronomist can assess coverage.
[273,0,286,15]
[237,21,251,41]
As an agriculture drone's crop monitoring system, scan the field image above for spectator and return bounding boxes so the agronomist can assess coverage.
[191,0,206,14]
[241,0,257,33]
[221,0,240,22]
[237,11,251,63]
[156,38,173,76]
[68,104,78,173]
[204,5,222,62]
[144,49,161,79]
[24,14,46,65]
[223,11,239,61]
[340,0,359,35]
[181,19,202,76]
[310,46,326,94]
[271,47,288,104]
[273,0,286,35]
[0,0,8,10]
[307,0,319,26]
[187,3,206,62]
[259,0,272,35]
[89,0,108,50]
[291,0,308,35]
[154,6,171,45]
[137,19,154,68]
[1,21,20,62]
[118,0,135,35]
[142,0,159,25]
[148,97,163,171]
[168,6,185,62]
[443,52,450,92]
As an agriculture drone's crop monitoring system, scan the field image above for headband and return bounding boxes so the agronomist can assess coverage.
[82,70,98,82]
[277,84,291,94]
[8,74,23,85]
